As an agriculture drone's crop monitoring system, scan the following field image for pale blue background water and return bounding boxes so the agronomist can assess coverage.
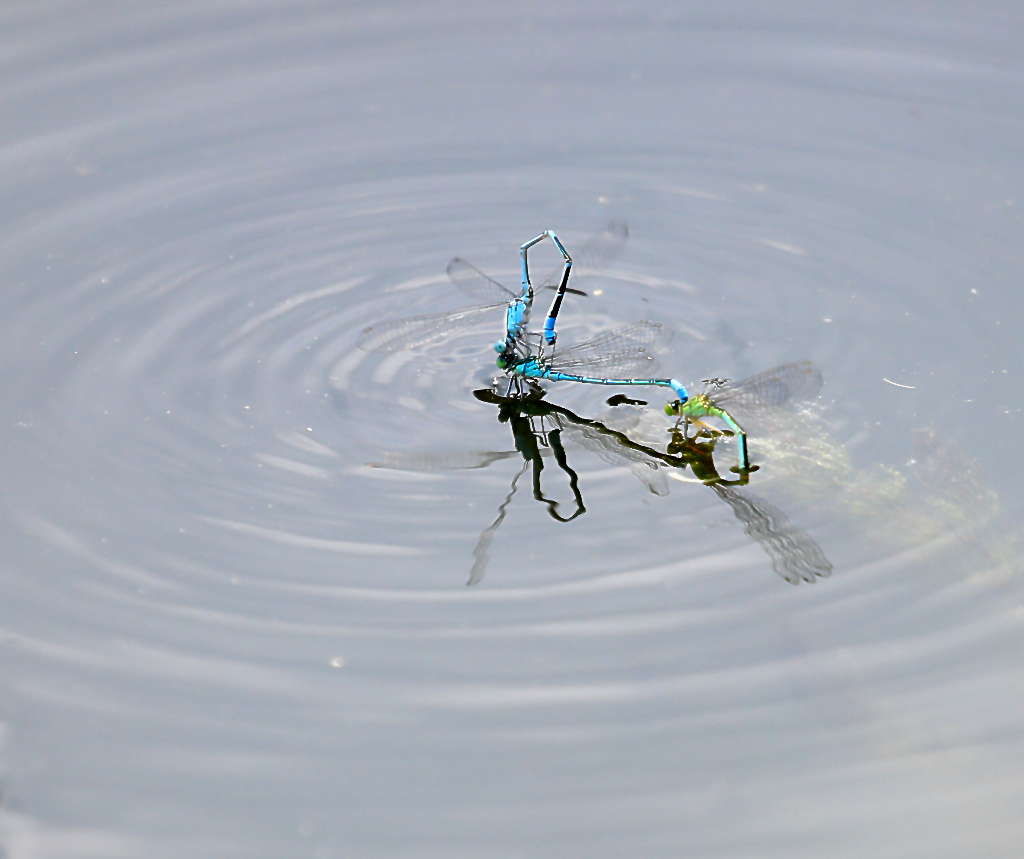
[1,3,1022,857]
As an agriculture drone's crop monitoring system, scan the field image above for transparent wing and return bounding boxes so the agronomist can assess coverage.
[446,258,519,303]
[357,302,507,353]
[711,362,823,411]
[545,321,669,378]
[538,220,629,290]
[711,484,833,584]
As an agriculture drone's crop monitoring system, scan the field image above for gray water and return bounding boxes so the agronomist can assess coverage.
[2,3,1022,857]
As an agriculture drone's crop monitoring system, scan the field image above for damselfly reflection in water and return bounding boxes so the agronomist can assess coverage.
[373,363,831,586]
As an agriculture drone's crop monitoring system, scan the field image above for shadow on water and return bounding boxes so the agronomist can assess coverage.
[373,365,833,588]
[3,5,1024,855]
[468,388,833,587]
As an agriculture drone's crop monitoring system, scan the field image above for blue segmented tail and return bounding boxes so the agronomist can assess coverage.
[516,360,689,402]
[541,230,573,345]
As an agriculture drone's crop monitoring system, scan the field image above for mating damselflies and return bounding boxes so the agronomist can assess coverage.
[359,224,689,398]
[363,227,821,475]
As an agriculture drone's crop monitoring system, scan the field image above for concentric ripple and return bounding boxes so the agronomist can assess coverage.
[3,154,1009,647]
[2,3,1022,858]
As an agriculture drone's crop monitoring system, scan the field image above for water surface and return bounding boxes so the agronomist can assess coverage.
[2,3,1022,857]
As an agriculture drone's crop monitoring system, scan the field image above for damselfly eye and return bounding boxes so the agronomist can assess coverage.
[493,341,504,354]
[664,401,679,416]
[496,357,507,369]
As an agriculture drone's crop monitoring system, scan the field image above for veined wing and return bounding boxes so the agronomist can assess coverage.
[545,321,669,378]
[446,258,519,303]
[711,362,823,411]
[358,302,506,353]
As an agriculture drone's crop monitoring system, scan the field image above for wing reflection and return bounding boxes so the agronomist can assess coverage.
[468,388,830,585]
[708,484,832,584]
[370,385,832,587]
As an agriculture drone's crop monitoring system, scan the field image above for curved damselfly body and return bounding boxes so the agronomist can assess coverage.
[358,221,629,355]
[360,222,690,406]
[485,231,691,403]
[361,226,820,478]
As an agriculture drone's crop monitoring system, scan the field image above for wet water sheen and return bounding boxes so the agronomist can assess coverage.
[2,3,1022,857]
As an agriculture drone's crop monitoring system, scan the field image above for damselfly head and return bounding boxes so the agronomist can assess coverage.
[494,341,511,369]
[664,400,682,416]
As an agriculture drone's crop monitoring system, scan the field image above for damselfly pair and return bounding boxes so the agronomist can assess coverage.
[358,225,679,393]
[488,229,690,404]
[360,225,778,471]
